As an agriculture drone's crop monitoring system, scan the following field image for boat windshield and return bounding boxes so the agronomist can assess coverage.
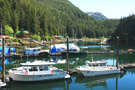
[28,65,49,71]
[88,63,106,67]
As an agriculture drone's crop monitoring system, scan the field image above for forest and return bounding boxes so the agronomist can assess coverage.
[111,15,135,43]
[0,0,132,42]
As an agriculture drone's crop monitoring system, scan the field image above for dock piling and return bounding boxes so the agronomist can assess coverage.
[2,37,5,82]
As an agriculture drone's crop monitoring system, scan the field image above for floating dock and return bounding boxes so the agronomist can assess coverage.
[119,63,135,69]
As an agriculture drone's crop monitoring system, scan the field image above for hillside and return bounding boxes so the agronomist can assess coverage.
[86,12,107,20]
[111,15,135,43]
[0,0,119,40]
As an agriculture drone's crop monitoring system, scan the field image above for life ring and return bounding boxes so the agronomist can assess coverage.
[51,70,53,74]
[25,70,28,75]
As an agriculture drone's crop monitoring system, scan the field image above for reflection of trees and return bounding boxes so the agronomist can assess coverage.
[75,74,123,89]
[9,79,71,90]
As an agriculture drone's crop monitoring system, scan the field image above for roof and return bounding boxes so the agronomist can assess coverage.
[85,60,107,64]
[17,30,29,34]
[20,60,56,66]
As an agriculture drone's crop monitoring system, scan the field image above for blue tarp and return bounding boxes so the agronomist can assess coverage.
[51,45,56,53]
[51,45,65,53]
[0,47,16,55]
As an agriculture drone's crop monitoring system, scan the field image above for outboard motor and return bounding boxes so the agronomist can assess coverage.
[120,67,126,72]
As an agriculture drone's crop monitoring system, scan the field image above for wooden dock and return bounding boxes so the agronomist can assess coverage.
[86,50,134,54]
[119,63,135,69]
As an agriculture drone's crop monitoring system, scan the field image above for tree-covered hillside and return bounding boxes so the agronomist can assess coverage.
[111,15,135,43]
[0,0,119,40]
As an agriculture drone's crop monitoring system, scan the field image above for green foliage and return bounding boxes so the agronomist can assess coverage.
[31,34,41,41]
[4,25,14,35]
[0,0,119,40]
[16,28,25,38]
[10,37,18,42]
[100,36,105,39]
[112,15,135,43]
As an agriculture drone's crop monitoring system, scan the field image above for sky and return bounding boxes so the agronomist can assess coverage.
[68,0,135,19]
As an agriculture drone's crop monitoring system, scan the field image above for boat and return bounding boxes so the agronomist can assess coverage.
[76,60,121,77]
[0,80,6,88]
[8,60,70,82]
[50,43,87,56]
[24,47,49,56]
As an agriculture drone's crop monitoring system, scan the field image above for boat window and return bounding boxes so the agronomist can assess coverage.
[44,66,48,70]
[100,63,106,66]
[88,64,92,66]
[29,67,38,71]
[93,64,98,66]
[39,66,44,71]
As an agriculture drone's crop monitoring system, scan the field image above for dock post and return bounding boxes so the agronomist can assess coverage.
[2,37,5,82]
[66,36,69,74]
[116,36,119,68]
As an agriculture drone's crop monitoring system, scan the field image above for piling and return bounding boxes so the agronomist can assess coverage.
[116,36,119,68]
[66,36,69,73]
[2,37,5,82]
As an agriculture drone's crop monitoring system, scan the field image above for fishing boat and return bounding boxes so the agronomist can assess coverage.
[8,60,70,82]
[76,60,121,77]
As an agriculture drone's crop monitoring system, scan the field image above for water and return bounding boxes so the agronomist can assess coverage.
[1,43,135,90]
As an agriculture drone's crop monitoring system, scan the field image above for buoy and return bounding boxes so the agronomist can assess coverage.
[25,70,28,75]
[5,77,10,82]
[51,70,53,74]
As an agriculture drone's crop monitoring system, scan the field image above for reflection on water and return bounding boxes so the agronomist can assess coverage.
[4,79,71,90]
[1,43,135,90]
[75,74,122,89]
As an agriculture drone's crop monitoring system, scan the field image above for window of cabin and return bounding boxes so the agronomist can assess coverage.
[100,63,106,66]
[93,64,98,67]
[29,66,38,71]
[44,66,49,71]
[39,66,44,71]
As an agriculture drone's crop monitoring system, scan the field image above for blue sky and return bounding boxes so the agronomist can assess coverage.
[68,0,135,19]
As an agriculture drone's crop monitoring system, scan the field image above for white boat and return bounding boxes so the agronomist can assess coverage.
[76,60,121,77]
[50,43,81,55]
[0,81,6,88]
[8,60,70,82]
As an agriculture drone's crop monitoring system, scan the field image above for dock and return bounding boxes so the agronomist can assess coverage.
[119,63,135,69]
[86,50,130,54]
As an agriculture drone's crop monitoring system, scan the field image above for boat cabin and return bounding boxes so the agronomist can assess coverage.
[85,61,107,67]
[24,47,41,55]
[26,65,49,71]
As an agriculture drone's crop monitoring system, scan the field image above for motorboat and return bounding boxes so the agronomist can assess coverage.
[76,60,121,77]
[0,80,6,88]
[8,60,70,82]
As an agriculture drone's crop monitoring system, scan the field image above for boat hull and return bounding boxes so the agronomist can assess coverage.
[77,69,121,77]
[9,72,70,82]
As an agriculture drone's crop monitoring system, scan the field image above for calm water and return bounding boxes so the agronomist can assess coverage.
[1,44,135,90]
